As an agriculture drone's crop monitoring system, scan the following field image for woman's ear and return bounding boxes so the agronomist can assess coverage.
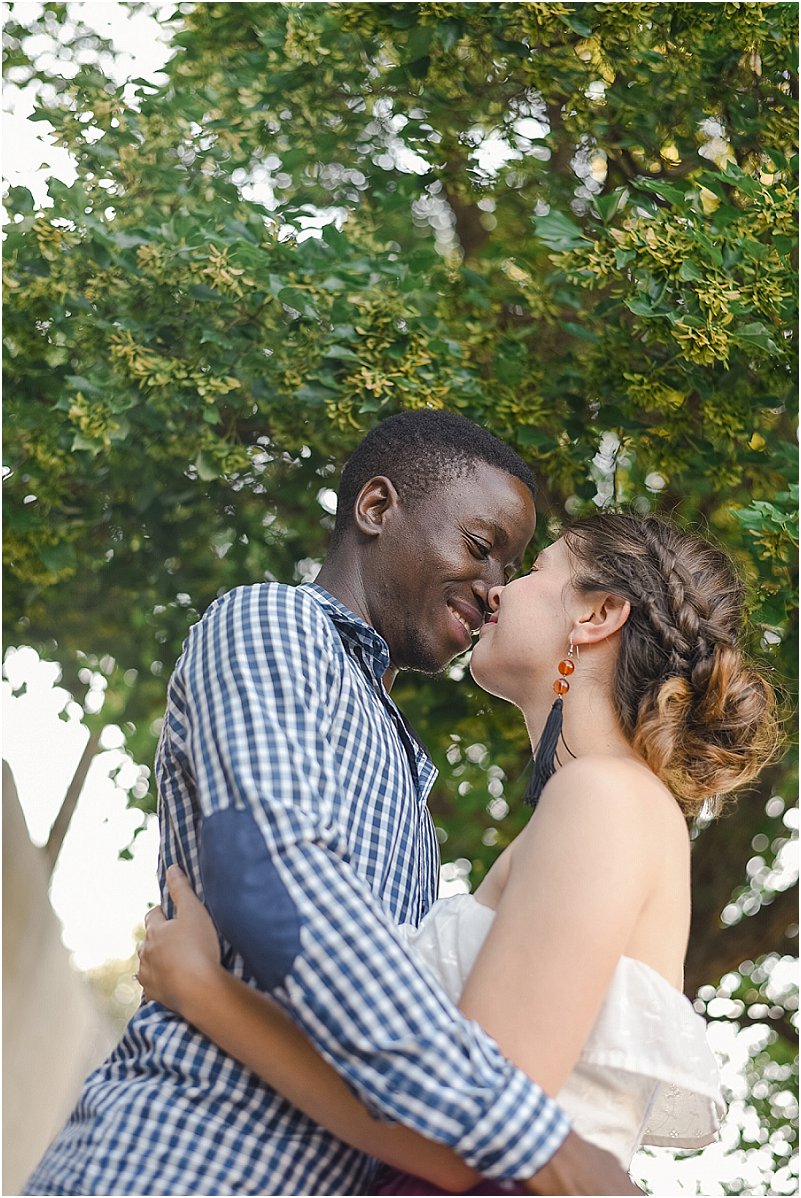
[353,476,400,538]
[572,593,631,647]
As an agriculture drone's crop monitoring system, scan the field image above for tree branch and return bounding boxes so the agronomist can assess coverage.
[683,761,798,996]
[685,882,799,998]
[544,101,579,179]
[605,145,701,187]
[45,726,103,874]
[439,156,490,260]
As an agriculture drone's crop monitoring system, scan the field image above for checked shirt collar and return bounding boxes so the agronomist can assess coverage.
[301,582,428,786]
[301,582,391,682]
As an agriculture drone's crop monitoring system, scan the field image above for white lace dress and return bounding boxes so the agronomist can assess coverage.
[398,893,724,1170]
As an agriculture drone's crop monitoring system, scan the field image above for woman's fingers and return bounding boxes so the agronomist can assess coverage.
[165,862,191,905]
[144,905,167,932]
[133,867,221,1018]
[166,864,203,916]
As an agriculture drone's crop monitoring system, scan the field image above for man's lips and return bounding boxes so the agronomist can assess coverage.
[446,601,482,645]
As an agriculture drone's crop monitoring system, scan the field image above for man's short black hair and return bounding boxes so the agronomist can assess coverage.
[332,409,537,544]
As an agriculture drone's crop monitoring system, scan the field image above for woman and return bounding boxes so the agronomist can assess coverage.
[138,513,778,1194]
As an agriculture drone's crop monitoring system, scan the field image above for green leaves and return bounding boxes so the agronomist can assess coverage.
[731,488,799,563]
[533,209,589,252]
[624,296,665,319]
[593,186,629,225]
[4,185,35,215]
[4,0,797,892]
[277,285,319,320]
[37,542,77,574]
[732,322,780,355]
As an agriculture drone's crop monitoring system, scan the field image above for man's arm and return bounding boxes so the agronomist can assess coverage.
[172,584,568,1183]
[139,868,638,1196]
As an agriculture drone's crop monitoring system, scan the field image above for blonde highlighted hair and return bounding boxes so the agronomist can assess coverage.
[563,513,780,817]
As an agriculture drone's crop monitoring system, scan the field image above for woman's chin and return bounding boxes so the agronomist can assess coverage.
[468,657,486,687]
[469,659,505,700]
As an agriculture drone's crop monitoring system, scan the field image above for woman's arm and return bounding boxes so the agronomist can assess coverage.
[459,756,680,1096]
[139,867,478,1193]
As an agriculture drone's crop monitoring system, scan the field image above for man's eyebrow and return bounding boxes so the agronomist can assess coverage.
[475,521,510,546]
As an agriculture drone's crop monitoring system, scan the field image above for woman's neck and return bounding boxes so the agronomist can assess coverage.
[521,679,638,766]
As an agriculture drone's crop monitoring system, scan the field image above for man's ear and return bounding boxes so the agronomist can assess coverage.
[353,476,400,538]
[572,592,631,647]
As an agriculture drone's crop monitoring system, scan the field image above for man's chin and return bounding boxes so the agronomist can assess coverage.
[399,646,451,677]
[396,652,447,677]
[408,661,447,677]
[394,625,465,676]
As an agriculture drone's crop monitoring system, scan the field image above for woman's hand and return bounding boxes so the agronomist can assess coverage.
[137,865,221,1019]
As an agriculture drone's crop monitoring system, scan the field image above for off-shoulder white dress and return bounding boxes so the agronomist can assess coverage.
[398,893,724,1169]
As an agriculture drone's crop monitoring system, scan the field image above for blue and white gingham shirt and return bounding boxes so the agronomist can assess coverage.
[25,584,568,1196]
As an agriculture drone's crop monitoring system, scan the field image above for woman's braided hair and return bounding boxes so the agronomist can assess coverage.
[563,513,779,817]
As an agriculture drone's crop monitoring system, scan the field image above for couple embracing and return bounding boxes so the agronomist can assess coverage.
[26,411,776,1196]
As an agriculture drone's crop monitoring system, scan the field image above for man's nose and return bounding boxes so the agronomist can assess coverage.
[486,585,504,613]
[473,571,502,614]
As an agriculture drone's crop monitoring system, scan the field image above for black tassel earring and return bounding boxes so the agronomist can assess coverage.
[524,641,577,810]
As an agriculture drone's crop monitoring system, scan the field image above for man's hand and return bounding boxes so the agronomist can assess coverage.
[520,1131,643,1195]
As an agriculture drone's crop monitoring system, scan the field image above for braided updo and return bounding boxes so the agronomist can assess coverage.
[563,513,779,817]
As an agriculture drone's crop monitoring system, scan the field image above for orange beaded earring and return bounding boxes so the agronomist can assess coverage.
[553,641,577,695]
[524,641,578,809]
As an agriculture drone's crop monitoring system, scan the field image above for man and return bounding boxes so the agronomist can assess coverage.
[25,411,636,1196]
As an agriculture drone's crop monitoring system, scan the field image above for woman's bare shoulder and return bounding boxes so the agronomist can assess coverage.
[528,754,690,849]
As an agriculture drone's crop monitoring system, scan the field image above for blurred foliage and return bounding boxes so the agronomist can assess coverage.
[84,930,145,1036]
[2,4,798,1191]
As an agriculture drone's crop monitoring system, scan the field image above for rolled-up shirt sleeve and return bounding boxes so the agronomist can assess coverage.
[174,584,570,1180]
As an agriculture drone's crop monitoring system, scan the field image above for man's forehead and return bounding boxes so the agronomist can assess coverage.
[431,464,535,538]
[478,477,535,518]
[464,465,534,503]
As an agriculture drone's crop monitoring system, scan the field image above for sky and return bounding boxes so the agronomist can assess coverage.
[4,1,174,202]
[3,4,797,1194]
[3,645,160,969]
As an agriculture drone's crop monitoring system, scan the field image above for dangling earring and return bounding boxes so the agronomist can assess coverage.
[524,641,578,810]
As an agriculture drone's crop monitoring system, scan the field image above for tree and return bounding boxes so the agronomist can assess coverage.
[3,4,798,1190]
